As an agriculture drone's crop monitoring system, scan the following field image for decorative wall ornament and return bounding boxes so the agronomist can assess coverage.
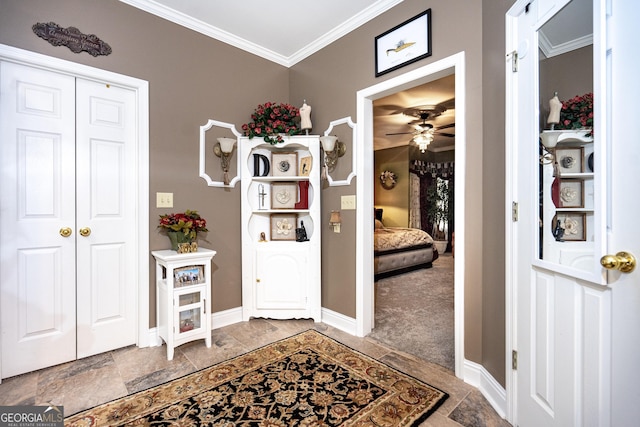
[379,170,397,190]
[32,22,112,56]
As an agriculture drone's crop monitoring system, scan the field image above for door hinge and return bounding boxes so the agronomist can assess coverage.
[507,50,518,72]
[512,350,518,370]
[512,201,519,222]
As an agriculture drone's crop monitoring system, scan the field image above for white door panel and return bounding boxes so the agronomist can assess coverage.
[76,79,137,358]
[0,62,77,377]
[507,0,639,425]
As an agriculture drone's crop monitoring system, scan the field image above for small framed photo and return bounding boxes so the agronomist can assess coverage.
[299,156,312,176]
[174,265,204,287]
[559,179,584,208]
[271,152,298,177]
[375,9,432,77]
[556,213,586,241]
[271,182,298,209]
[556,147,584,173]
[270,213,298,241]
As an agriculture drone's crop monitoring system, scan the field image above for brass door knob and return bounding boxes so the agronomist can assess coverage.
[79,227,91,237]
[59,227,72,237]
[600,251,636,273]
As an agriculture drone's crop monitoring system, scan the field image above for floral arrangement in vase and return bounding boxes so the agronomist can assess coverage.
[158,210,208,251]
[556,92,593,132]
[241,102,301,144]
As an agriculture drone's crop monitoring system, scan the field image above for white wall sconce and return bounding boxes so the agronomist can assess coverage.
[319,135,346,179]
[213,137,236,185]
[329,210,342,233]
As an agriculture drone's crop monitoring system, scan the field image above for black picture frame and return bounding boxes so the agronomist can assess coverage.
[375,9,432,77]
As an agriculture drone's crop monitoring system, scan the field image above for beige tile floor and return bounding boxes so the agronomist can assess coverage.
[0,319,511,426]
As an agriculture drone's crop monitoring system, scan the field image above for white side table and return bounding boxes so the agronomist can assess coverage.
[151,248,216,360]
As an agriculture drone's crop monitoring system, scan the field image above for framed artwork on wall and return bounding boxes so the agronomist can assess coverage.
[375,9,432,77]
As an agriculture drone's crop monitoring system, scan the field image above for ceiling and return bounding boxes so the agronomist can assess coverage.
[373,75,456,152]
[119,0,403,67]
[121,0,592,153]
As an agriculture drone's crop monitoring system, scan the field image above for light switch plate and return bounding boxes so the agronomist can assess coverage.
[156,192,173,208]
[341,195,356,210]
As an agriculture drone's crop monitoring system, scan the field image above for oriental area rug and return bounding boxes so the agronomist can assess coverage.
[65,330,448,426]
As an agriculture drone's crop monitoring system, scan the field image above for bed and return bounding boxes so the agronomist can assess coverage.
[374,209,438,281]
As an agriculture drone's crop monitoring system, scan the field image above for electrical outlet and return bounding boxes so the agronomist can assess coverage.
[341,195,356,210]
[156,192,173,208]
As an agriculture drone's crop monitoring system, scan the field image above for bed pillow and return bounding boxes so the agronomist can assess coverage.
[375,219,385,229]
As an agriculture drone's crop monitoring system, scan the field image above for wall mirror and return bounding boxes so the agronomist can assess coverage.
[536,0,601,277]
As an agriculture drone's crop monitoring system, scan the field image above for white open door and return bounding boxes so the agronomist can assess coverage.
[506,0,640,425]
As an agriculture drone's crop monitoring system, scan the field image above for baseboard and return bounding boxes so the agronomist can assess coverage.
[320,307,357,335]
[211,306,244,329]
[463,359,507,418]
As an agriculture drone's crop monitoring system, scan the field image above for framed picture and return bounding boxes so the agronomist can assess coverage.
[559,179,584,208]
[375,9,432,77]
[299,156,312,176]
[174,265,204,287]
[555,213,586,241]
[271,152,298,177]
[271,182,298,209]
[556,147,584,173]
[270,213,298,241]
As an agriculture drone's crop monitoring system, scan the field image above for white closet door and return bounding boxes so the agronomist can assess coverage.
[0,62,77,377]
[1,63,138,378]
[75,79,137,358]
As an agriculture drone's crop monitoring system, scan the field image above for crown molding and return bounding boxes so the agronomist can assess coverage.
[539,29,593,58]
[119,0,403,67]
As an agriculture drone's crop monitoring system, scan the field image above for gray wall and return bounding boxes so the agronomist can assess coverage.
[1,0,514,387]
[0,0,290,322]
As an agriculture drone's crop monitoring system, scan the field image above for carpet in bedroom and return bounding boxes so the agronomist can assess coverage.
[369,253,454,372]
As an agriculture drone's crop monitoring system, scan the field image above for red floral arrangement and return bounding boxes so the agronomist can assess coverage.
[557,92,593,131]
[158,210,208,240]
[241,102,300,144]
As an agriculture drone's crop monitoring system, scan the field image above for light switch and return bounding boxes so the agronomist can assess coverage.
[341,195,356,210]
[156,192,173,208]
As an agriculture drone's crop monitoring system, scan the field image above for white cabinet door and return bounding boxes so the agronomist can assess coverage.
[256,247,308,311]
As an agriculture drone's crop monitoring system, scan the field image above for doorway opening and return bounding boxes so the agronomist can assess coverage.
[355,52,466,377]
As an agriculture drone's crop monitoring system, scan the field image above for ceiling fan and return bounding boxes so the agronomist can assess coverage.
[385,110,455,138]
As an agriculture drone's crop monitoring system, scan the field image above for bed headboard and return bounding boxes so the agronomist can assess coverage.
[374,208,383,222]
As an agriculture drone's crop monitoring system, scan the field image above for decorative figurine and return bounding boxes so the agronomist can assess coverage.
[300,100,312,134]
[548,92,561,130]
[296,221,309,242]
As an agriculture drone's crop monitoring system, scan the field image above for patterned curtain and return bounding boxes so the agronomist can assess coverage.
[409,173,421,228]
[410,160,455,252]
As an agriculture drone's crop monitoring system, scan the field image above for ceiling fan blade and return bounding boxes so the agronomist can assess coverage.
[385,131,414,136]
[435,123,455,130]
[436,132,455,138]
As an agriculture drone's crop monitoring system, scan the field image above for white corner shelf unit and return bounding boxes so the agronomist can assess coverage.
[151,248,216,360]
[240,135,321,322]
[540,130,594,269]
